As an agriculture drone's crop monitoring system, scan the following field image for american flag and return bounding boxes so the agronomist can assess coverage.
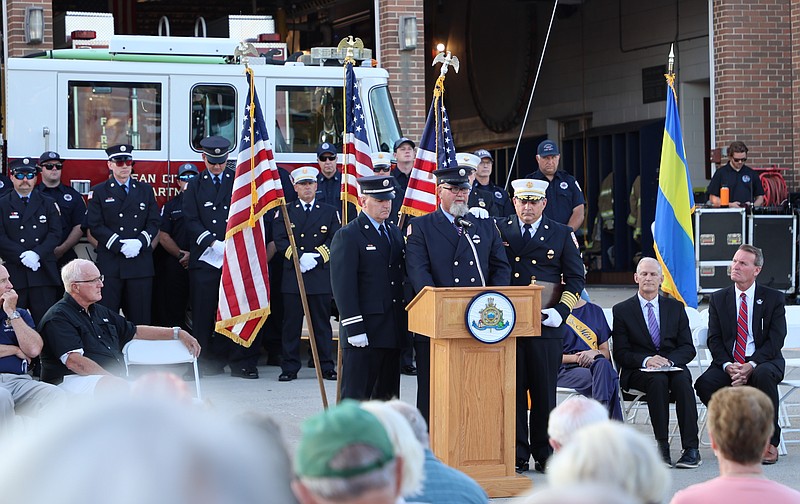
[341,60,374,221]
[400,76,457,216]
[216,68,284,347]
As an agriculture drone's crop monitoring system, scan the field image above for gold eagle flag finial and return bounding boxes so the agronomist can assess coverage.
[432,50,460,77]
[337,36,365,62]
[234,42,259,66]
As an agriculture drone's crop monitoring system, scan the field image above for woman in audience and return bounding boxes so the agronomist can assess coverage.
[669,386,800,504]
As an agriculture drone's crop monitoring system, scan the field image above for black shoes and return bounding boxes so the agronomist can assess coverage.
[322,370,338,381]
[278,372,297,382]
[515,458,529,474]
[401,365,418,376]
[675,448,702,469]
[231,368,259,379]
[658,441,673,468]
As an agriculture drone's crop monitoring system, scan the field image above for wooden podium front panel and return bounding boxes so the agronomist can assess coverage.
[430,337,516,480]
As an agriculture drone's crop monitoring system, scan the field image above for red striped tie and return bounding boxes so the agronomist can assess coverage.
[734,293,748,364]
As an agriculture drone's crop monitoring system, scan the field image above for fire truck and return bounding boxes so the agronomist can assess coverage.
[1,35,402,205]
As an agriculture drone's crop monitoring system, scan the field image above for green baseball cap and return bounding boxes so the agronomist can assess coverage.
[295,400,395,478]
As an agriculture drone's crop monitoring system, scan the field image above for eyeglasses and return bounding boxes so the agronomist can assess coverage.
[74,275,104,284]
[372,166,391,173]
[42,163,62,170]
[13,172,36,180]
[731,157,747,163]
[112,158,134,167]
[441,186,471,195]
[319,155,336,162]
[178,174,198,181]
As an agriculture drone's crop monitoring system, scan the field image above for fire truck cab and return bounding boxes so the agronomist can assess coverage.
[2,35,402,204]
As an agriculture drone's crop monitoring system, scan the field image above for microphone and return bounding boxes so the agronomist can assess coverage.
[455,216,473,228]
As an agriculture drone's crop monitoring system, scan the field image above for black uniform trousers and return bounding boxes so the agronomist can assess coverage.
[281,293,334,374]
[342,346,401,401]
[151,252,190,329]
[17,286,60,327]
[516,330,564,464]
[102,276,152,330]
[695,362,782,447]
[189,266,230,369]
[628,367,699,448]
[414,335,431,424]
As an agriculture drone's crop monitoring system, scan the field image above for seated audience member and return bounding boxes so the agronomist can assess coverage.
[547,396,609,452]
[669,387,800,504]
[0,400,288,504]
[386,399,489,504]
[516,482,638,504]
[292,400,405,504]
[612,257,701,469]
[0,264,65,428]
[559,297,623,420]
[38,259,200,395]
[546,422,670,504]
[360,401,425,501]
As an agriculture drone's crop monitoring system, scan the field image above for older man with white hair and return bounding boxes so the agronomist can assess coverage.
[547,396,609,452]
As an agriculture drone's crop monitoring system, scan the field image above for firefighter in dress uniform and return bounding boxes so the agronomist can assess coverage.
[473,149,514,217]
[273,166,340,382]
[0,158,62,324]
[86,144,159,330]
[36,151,86,270]
[331,175,407,400]
[495,178,585,473]
[405,165,512,423]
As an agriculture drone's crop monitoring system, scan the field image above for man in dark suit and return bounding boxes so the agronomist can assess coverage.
[694,244,785,465]
[86,144,160,329]
[495,178,584,473]
[612,257,701,469]
[0,158,62,324]
[273,166,341,382]
[331,175,407,400]
[405,165,511,423]
[183,136,244,377]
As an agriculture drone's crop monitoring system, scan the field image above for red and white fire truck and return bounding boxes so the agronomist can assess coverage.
[2,35,402,205]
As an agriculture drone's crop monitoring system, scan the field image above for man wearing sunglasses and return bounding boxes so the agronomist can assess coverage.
[36,151,86,270]
[152,163,198,331]
[707,141,765,208]
[315,142,341,209]
[86,144,160,331]
[0,158,62,325]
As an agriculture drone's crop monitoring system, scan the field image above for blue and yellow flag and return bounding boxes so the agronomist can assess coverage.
[654,73,697,308]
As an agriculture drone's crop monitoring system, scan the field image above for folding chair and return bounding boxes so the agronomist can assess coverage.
[777,308,800,455]
[122,339,202,400]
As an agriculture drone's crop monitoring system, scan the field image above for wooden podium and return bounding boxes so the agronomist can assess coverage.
[406,285,542,498]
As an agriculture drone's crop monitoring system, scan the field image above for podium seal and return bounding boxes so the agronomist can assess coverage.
[465,291,516,344]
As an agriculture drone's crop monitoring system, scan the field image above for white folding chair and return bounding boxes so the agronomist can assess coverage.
[777,312,800,455]
[122,339,202,400]
[605,308,648,423]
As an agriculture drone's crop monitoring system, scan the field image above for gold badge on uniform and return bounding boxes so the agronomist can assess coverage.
[547,249,555,260]
[321,225,328,233]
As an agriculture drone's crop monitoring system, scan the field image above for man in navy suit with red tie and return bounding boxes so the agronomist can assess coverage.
[695,244,786,465]
[612,257,701,469]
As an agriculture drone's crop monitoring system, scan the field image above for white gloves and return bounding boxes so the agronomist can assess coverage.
[299,253,320,273]
[348,333,369,347]
[120,239,143,259]
[541,307,563,328]
[468,207,490,219]
[211,240,226,257]
[19,250,40,271]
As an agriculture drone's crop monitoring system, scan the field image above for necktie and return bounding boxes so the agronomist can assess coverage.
[735,293,748,364]
[453,221,463,236]
[213,176,221,191]
[22,196,29,205]
[646,302,660,350]
[522,223,532,244]
[379,224,391,246]
[305,203,312,213]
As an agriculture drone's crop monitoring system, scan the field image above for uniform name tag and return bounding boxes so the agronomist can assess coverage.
[366,245,377,251]
[9,212,19,219]
[105,197,115,203]
[204,202,213,207]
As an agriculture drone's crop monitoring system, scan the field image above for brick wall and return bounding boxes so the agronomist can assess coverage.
[6,0,53,57]
[378,0,426,144]
[713,0,795,187]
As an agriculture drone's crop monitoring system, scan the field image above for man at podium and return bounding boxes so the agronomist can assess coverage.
[495,178,584,473]
[406,165,511,423]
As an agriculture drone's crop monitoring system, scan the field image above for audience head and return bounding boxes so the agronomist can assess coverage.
[546,422,670,504]
[293,400,401,504]
[516,482,639,504]
[361,400,425,498]
[708,386,773,465]
[385,399,429,448]
[548,396,609,451]
[0,399,288,504]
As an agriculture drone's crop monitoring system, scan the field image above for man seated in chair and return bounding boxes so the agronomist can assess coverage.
[694,244,786,465]
[38,259,201,395]
[611,258,701,469]
[558,297,623,420]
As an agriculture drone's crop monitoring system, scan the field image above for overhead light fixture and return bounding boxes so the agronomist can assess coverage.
[25,6,44,45]
[399,16,417,51]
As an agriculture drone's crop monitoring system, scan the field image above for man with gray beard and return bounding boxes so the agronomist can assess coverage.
[406,165,511,423]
